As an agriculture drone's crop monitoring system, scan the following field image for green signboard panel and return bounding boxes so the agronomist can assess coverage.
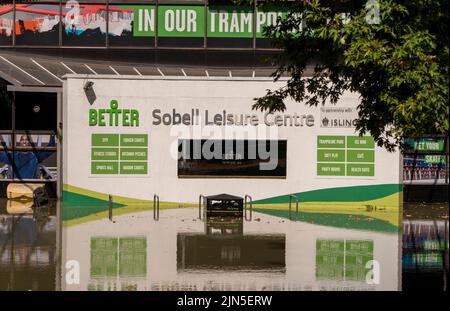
[113,5,293,39]
[207,6,253,38]
[317,163,346,176]
[404,138,446,152]
[415,140,445,152]
[120,148,148,161]
[92,134,119,147]
[91,133,148,176]
[92,148,120,161]
[91,162,119,174]
[131,6,156,37]
[424,155,446,164]
[347,164,375,177]
[347,149,375,163]
[317,136,346,149]
[120,134,148,147]
[255,8,289,38]
[317,149,346,162]
[317,135,375,177]
[347,136,375,149]
[158,6,205,37]
[120,162,148,174]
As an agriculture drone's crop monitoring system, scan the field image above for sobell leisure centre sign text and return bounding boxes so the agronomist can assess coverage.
[88,101,315,127]
[152,109,314,127]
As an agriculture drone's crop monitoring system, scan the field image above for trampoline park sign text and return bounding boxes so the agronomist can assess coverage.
[129,6,290,38]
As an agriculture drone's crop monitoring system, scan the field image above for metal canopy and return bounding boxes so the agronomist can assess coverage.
[0,50,299,89]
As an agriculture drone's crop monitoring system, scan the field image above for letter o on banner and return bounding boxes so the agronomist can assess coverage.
[165,10,174,32]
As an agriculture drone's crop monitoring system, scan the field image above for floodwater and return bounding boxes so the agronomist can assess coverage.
[402,203,448,291]
[0,200,448,291]
[0,199,57,290]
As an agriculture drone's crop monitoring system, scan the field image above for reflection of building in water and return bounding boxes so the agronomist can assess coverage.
[220,245,241,262]
[0,209,56,291]
[6,199,33,214]
[177,233,285,272]
[402,219,448,291]
[315,239,374,282]
[177,216,285,272]
[63,209,401,291]
[88,236,147,291]
[403,220,449,271]
[206,218,243,235]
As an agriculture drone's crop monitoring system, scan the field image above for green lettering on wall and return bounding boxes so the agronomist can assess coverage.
[207,6,253,38]
[89,109,98,126]
[88,100,140,127]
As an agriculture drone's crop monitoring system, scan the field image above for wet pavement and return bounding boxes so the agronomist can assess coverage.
[0,199,448,291]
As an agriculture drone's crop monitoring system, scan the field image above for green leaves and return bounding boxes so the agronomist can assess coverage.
[254,0,449,149]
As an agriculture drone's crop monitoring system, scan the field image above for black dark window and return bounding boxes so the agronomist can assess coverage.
[108,4,155,47]
[178,139,287,178]
[14,92,56,131]
[0,80,12,130]
[15,4,60,46]
[0,4,13,46]
[62,2,107,47]
[1,91,57,181]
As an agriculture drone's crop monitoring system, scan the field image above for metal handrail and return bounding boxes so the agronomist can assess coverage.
[108,194,113,221]
[39,165,56,180]
[0,165,8,178]
[153,194,160,221]
[289,194,300,221]
[244,194,253,221]
[198,194,205,220]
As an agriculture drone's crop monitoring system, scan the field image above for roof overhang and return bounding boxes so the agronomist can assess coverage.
[0,50,300,89]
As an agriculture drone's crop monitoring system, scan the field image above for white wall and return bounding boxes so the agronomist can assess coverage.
[63,76,401,203]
